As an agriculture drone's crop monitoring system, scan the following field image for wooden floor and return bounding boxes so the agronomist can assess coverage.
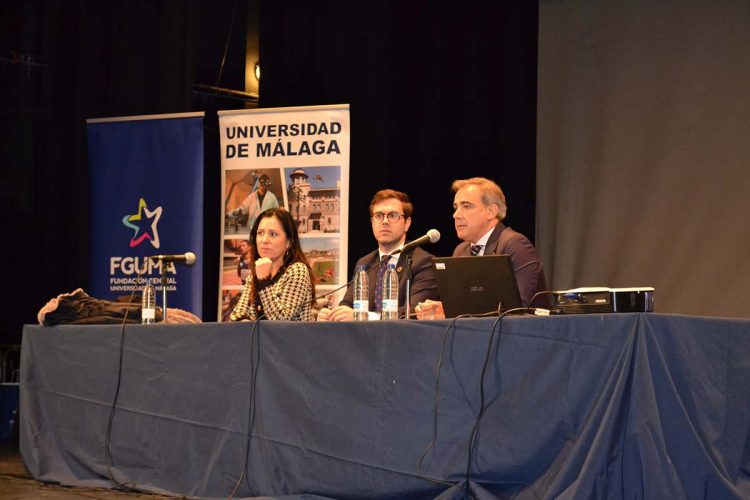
[0,441,181,499]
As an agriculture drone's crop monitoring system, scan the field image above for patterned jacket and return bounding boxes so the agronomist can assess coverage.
[230,262,313,321]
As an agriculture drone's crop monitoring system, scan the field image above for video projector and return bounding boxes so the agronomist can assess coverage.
[552,287,654,314]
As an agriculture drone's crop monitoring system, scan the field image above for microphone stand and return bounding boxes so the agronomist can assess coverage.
[158,259,168,323]
[404,250,413,319]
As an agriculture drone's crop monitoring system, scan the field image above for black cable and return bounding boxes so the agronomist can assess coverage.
[415,312,499,488]
[103,315,134,491]
[529,289,557,308]
[103,267,151,491]
[227,315,264,500]
[416,315,460,486]
[245,315,264,492]
[462,313,504,497]
[224,261,383,494]
[461,307,542,500]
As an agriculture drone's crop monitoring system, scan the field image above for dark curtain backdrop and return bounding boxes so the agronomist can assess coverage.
[537,0,750,317]
[1,1,539,338]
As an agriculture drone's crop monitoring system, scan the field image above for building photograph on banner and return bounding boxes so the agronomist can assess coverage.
[217,104,350,321]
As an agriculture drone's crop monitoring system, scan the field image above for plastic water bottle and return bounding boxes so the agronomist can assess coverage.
[381,264,399,320]
[353,265,369,321]
[141,283,156,324]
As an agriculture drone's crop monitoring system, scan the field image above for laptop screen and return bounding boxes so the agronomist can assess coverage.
[432,255,522,317]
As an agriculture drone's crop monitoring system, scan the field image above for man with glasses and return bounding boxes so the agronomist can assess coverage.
[416,177,548,319]
[318,189,439,321]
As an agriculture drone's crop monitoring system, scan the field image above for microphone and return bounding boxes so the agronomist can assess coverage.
[149,252,197,266]
[390,229,441,256]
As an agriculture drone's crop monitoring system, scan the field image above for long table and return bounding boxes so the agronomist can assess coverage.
[20,314,750,499]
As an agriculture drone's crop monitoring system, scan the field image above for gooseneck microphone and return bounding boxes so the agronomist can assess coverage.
[149,252,197,266]
[390,229,441,256]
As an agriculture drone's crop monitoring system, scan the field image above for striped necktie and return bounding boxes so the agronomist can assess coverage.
[373,256,390,312]
[470,244,483,256]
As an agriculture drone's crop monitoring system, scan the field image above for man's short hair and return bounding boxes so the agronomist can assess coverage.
[451,177,507,220]
[369,189,413,219]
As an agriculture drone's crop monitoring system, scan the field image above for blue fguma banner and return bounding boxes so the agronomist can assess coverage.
[87,112,205,318]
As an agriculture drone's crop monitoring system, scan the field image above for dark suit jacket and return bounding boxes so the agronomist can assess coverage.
[341,246,439,315]
[454,223,549,307]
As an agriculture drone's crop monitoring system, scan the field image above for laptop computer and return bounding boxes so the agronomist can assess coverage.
[432,255,523,318]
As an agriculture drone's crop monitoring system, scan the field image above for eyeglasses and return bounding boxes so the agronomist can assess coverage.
[370,211,405,223]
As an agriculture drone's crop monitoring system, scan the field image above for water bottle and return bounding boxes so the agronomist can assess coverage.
[381,264,399,320]
[353,265,369,321]
[141,283,156,324]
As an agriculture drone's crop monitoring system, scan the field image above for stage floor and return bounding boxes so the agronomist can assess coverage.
[0,442,173,499]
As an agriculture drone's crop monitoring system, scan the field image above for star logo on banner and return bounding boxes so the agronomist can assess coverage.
[122,198,162,249]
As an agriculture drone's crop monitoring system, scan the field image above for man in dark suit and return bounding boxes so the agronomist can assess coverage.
[318,189,439,321]
[416,177,548,319]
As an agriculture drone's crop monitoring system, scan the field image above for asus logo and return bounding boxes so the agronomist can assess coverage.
[469,286,484,292]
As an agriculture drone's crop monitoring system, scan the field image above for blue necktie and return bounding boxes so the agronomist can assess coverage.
[470,244,483,256]
[373,256,390,312]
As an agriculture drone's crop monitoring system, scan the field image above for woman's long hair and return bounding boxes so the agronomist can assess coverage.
[248,208,315,301]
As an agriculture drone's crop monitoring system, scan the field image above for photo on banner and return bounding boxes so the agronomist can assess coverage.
[217,105,350,321]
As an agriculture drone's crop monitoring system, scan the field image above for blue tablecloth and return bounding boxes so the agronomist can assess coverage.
[19,314,750,498]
